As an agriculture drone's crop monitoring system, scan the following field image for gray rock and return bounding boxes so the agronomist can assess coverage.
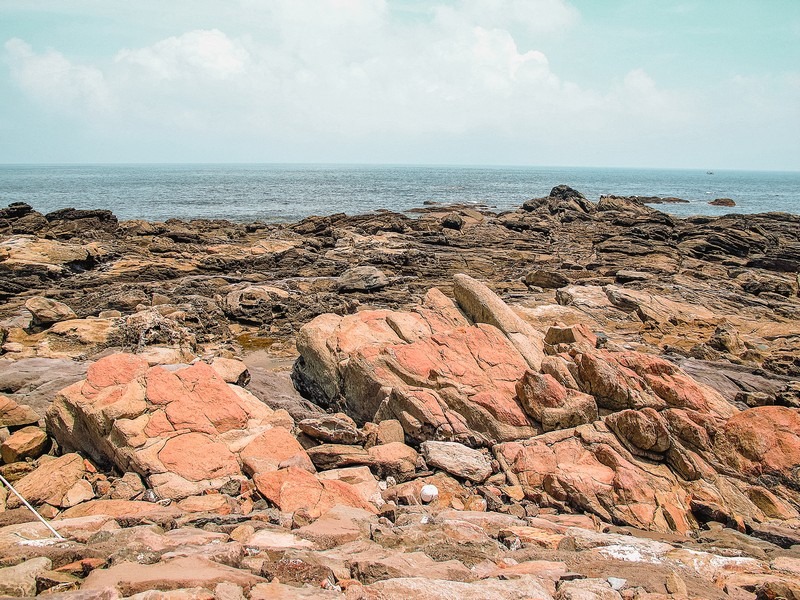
[337,266,389,292]
[420,441,492,483]
[0,557,52,597]
[24,297,77,327]
[525,270,569,289]
[0,358,88,417]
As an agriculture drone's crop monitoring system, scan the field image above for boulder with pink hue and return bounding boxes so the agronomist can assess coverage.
[714,406,800,488]
[293,275,800,534]
[516,370,597,432]
[292,285,539,447]
[46,353,297,500]
[253,466,377,519]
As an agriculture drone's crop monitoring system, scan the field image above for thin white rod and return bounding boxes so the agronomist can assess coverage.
[0,473,64,540]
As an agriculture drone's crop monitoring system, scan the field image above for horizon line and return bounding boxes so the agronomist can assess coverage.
[0,161,798,174]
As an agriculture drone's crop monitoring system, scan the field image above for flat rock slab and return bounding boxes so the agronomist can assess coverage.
[367,575,554,600]
[81,556,264,596]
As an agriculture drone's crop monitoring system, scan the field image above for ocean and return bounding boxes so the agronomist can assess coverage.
[0,164,798,223]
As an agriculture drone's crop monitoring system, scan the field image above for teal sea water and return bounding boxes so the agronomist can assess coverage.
[0,164,798,222]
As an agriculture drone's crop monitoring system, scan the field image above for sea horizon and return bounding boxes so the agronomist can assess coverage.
[2,163,798,223]
[2,161,799,174]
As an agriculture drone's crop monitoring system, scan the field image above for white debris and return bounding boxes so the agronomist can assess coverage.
[420,484,439,503]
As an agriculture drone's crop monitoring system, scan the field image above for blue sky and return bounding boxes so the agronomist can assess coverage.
[1,0,798,169]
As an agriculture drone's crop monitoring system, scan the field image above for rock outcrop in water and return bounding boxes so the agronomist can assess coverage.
[0,187,799,598]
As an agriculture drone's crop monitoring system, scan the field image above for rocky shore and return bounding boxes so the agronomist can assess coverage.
[0,186,799,599]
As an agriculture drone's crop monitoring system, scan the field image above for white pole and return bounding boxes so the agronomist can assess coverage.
[0,473,64,540]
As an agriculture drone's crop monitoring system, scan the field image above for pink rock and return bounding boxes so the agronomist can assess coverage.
[253,466,377,519]
[516,371,597,432]
[240,427,314,476]
[715,406,800,485]
[158,433,240,482]
[1,425,50,463]
[86,353,149,391]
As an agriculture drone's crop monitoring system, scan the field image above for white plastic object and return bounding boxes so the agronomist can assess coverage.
[420,484,439,503]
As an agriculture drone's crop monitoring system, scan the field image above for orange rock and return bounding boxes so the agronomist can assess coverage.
[58,499,181,520]
[0,395,40,428]
[6,453,85,509]
[254,466,376,519]
[85,353,149,391]
[177,494,232,514]
[715,406,800,485]
[240,427,314,476]
[158,432,240,482]
[1,425,50,463]
[367,442,419,481]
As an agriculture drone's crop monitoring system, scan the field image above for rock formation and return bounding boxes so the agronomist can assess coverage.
[0,190,799,598]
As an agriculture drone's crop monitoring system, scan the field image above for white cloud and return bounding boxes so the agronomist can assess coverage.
[1,0,705,160]
[4,38,113,115]
[115,29,250,80]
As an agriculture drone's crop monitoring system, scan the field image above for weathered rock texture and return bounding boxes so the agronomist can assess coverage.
[294,275,800,535]
[46,354,310,501]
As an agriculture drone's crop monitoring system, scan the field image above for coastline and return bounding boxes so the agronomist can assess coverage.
[2,185,799,361]
[1,185,799,597]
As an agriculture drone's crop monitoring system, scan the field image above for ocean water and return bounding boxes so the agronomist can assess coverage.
[0,164,798,223]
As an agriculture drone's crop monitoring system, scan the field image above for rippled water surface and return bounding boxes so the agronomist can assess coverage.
[1,164,797,222]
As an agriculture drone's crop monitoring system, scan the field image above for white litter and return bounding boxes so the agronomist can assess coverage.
[420,484,439,503]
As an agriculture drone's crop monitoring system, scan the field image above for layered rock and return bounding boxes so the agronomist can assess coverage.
[46,354,311,500]
[292,281,539,447]
[294,275,800,534]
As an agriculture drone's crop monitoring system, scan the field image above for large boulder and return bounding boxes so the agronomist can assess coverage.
[293,292,537,447]
[45,354,298,500]
[292,275,800,534]
[714,406,800,488]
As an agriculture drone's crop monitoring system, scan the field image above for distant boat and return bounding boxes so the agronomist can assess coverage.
[706,171,714,175]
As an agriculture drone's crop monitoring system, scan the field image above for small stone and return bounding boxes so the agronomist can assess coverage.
[1,426,50,463]
[420,441,493,483]
[210,358,250,386]
[0,396,40,429]
[665,571,687,595]
[214,582,246,600]
[337,266,389,292]
[62,479,95,508]
[607,577,627,591]
[299,413,361,444]
[24,297,77,327]
[109,472,146,500]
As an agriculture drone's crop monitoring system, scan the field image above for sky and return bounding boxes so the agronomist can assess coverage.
[0,0,798,169]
